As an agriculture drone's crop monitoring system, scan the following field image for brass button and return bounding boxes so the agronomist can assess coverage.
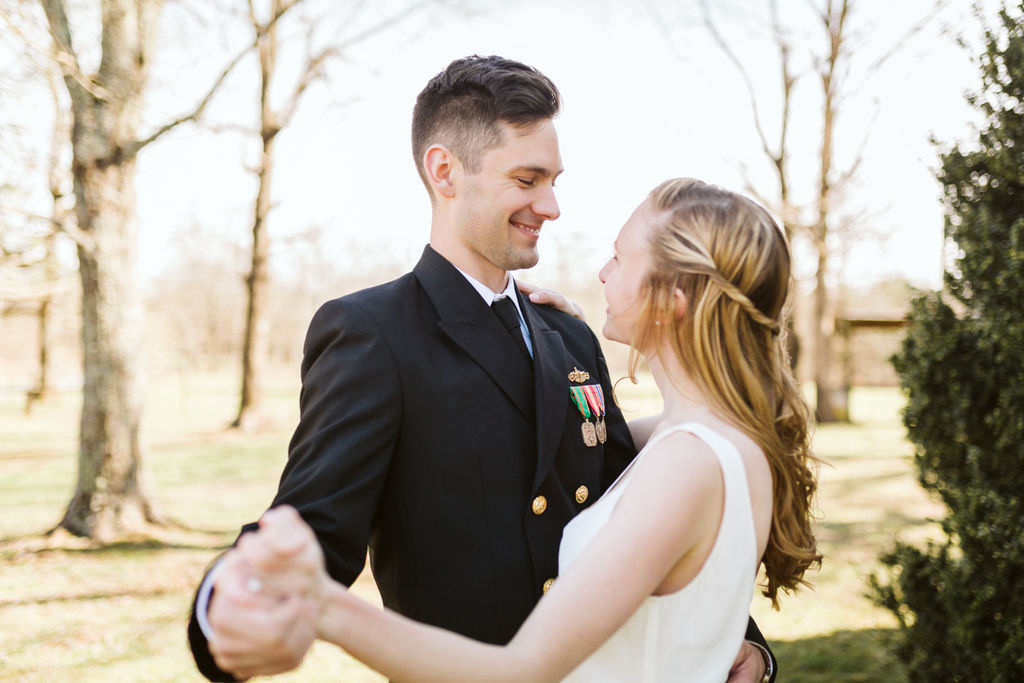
[542,578,555,593]
[532,495,547,515]
[575,485,589,504]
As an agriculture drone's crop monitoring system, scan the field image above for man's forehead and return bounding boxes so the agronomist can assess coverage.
[490,121,563,175]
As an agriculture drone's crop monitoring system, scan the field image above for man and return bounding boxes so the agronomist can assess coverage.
[188,55,775,682]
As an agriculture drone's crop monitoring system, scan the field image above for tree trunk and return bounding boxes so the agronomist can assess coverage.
[25,297,53,414]
[27,58,70,414]
[234,4,280,432]
[59,155,162,539]
[810,0,848,423]
[234,133,274,432]
[812,236,839,422]
[42,0,165,540]
[26,227,58,416]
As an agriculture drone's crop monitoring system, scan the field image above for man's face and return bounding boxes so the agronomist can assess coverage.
[450,119,563,278]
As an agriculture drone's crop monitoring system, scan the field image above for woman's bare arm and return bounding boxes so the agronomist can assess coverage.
[237,432,726,682]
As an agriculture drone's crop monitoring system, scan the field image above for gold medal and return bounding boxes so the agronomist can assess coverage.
[581,419,598,447]
[595,417,607,444]
[568,366,590,383]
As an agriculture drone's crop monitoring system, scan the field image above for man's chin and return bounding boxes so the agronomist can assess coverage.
[503,250,540,272]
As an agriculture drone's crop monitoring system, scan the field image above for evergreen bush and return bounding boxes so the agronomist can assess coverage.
[871,4,1024,681]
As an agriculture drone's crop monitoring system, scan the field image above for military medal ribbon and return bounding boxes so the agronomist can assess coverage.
[580,384,607,444]
[569,386,599,447]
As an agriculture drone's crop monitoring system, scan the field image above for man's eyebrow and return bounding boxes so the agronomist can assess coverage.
[511,165,564,177]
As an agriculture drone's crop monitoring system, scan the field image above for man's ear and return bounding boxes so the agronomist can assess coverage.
[673,288,688,320]
[423,144,457,199]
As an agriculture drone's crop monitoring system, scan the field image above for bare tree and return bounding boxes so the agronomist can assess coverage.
[657,0,946,421]
[231,0,443,431]
[34,0,263,540]
[25,35,73,411]
[0,1,74,412]
[22,0,461,537]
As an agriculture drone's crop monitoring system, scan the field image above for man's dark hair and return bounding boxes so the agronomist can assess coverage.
[411,55,561,197]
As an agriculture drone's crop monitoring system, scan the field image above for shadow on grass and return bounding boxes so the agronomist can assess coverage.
[58,538,231,553]
[0,527,234,558]
[828,468,913,491]
[0,585,185,607]
[820,511,940,545]
[774,628,905,683]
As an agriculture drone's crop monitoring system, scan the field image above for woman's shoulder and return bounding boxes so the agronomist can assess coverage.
[639,419,770,504]
[662,417,772,555]
[633,426,725,497]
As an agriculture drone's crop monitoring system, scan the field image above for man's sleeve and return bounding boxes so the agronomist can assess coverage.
[187,298,402,681]
[745,616,777,683]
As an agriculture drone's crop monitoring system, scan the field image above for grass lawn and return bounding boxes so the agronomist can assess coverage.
[0,371,944,681]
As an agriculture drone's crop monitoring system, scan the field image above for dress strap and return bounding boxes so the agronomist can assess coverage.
[609,422,750,504]
[673,422,750,494]
[605,422,719,494]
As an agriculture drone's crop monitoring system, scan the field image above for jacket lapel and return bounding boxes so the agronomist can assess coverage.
[413,246,535,420]
[521,296,570,491]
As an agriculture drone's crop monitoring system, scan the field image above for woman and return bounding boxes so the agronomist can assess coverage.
[230,178,821,681]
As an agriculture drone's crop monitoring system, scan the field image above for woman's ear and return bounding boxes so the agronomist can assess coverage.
[423,144,457,199]
[673,288,687,320]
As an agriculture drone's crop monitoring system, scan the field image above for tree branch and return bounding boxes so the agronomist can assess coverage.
[698,0,777,164]
[866,0,950,74]
[1,4,55,82]
[834,103,876,190]
[0,274,75,302]
[770,0,796,202]
[124,43,251,157]
[37,0,109,102]
[277,0,432,128]
[0,205,93,252]
[124,0,309,159]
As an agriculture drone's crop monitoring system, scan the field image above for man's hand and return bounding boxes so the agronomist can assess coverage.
[517,280,586,321]
[207,506,326,679]
[727,640,769,683]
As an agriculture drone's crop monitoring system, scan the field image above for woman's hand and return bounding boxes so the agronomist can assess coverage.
[240,506,328,600]
[517,280,586,321]
[208,506,331,678]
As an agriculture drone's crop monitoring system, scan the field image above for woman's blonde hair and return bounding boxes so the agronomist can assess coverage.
[629,178,821,607]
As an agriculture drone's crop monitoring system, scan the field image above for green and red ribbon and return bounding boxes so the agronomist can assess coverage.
[570,384,605,419]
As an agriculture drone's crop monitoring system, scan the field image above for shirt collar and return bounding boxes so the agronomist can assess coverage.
[453,267,525,319]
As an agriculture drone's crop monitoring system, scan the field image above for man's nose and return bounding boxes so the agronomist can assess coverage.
[533,185,560,221]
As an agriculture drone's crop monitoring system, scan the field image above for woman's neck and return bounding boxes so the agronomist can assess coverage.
[646,353,712,423]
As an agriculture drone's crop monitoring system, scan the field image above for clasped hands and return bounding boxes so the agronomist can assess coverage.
[208,506,330,679]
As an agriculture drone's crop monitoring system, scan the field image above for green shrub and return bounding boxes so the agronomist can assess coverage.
[871,4,1024,681]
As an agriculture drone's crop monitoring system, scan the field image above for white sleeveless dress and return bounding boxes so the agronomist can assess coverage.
[558,422,758,683]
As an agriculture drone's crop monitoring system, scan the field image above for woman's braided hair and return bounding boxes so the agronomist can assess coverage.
[628,178,821,607]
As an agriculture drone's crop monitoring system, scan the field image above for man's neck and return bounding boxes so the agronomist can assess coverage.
[429,236,509,293]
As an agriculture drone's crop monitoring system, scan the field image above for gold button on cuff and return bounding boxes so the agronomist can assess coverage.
[575,485,589,504]
[542,578,555,593]
[532,495,547,515]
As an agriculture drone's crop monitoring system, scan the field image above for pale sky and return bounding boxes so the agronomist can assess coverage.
[108,1,998,291]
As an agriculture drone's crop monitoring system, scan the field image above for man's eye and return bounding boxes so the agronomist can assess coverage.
[516,178,535,186]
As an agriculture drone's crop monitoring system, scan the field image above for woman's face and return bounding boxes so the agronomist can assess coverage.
[599,199,658,346]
